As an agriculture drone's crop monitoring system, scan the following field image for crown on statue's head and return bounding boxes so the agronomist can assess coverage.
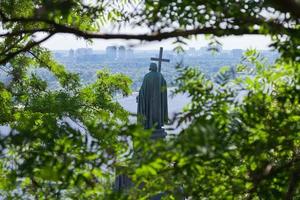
[149,62,158,72]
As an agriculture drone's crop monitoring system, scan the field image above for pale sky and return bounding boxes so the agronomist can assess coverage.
[42,34,273,51]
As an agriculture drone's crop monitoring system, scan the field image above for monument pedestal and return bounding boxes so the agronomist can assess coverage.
[114,165,133,192]
[151,128,167,140]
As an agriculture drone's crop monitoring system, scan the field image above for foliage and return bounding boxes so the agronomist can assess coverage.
[0,0,299,62]
[0,0,299,199]
[0,46,133,199]
[172,50,300,199]
[120,50,300,199]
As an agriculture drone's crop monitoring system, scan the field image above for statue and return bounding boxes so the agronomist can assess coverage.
[115,48,178,200]
[137,62,168,138]
[115,62,168,192]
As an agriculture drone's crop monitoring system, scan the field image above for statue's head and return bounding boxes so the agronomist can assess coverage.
[149,62,158,72]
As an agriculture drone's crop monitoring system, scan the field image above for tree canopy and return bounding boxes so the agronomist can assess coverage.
[0,0,299,61]
[0,0,299,199]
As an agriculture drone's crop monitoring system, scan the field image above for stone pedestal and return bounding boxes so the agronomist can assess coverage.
[114,166,133,192]
[151,128,167,140]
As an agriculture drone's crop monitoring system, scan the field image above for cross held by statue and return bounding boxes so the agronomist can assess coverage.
[151,47,170,72]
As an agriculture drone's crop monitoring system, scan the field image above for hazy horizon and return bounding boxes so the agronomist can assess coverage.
[43,34,273,51]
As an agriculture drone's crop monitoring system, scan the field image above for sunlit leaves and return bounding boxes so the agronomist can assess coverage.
[0,85,13,124]
[0,43,133,199]
[118,51,300,199]
[168,52,300,198]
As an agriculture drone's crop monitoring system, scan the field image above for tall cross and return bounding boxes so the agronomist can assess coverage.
[150,47,170,72]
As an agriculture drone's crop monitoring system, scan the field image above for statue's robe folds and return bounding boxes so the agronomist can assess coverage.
[137,71,168,129]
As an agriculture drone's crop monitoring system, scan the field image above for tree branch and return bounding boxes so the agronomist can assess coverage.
[1,15,262,40]
[247,156,300,199]
[0,33,54,65]
[53,26,263,40]
[0,3,297,66]
[284,168,300,200]
[1,35,26,55]
[1,7,296,42]
[27,50,50,68]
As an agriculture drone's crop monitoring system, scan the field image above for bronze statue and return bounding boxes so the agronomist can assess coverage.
[137,62,168,134]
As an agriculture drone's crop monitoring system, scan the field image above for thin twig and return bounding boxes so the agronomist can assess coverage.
[1,35,26,55]
[0,33,54,65]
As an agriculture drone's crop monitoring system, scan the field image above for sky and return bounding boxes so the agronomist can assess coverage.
[42,34,273,51]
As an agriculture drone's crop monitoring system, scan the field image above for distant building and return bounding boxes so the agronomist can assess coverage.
[126,48,134,57]
[69,49,75,57]
[231,49,243,57]
[118,46,126,59]
[187,47,196,55]
[106,46,117,59]
[199,46,209,53]
[76,48,93,56]
[54,52,63,59]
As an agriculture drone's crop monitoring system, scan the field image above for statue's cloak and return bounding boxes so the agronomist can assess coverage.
[137,71,168,129]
